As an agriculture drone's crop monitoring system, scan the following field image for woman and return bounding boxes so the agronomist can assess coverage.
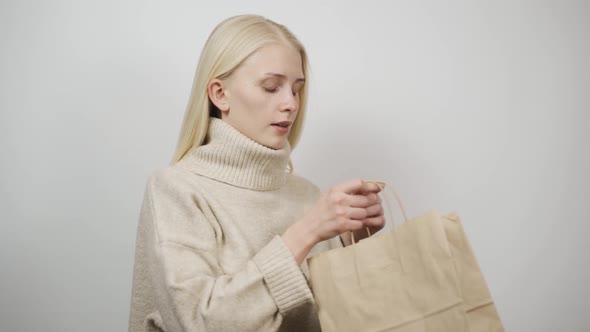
[128,14,385,332]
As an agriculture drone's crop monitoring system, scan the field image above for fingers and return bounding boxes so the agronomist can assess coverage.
[346,192,380,208]
[364,203,383,219]
[362,215,385,228]
[363,181,384,194]
[344,219,365,231]
[337,203,386,236]
[346,203,382,220]
[332,178,367,194]
[331,178,385,196]
[328,179,385,235]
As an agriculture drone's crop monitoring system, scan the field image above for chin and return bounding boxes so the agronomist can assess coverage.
[266,144,282,150]
[264,140,285,150]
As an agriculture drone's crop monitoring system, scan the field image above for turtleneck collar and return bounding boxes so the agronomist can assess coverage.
[177,117,292,191]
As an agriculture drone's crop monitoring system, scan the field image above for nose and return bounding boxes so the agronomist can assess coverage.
[280,89,299,114]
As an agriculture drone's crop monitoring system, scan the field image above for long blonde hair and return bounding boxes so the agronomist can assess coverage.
[170,14,311,173]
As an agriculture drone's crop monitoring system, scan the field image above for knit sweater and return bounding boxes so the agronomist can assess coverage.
[128,117,342,332]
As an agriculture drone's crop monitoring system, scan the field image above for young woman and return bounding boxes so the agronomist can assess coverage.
[128,14,385,332]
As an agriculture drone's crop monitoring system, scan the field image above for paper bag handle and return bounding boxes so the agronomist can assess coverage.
[350,180,409,244]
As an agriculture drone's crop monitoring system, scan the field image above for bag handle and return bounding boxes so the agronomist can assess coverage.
[350,180,409,244]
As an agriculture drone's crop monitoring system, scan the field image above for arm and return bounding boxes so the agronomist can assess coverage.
[141,178,313,332]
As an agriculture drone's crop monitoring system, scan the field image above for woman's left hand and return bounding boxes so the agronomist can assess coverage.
[339,182,385,246]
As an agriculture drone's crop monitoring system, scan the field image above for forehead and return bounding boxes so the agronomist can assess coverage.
[237,44,304,79]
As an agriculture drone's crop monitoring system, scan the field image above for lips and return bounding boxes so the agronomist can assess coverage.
[272,121,292,128]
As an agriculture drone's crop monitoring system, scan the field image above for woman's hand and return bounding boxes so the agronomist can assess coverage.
[339,182,385,246]
[282,178,385,265]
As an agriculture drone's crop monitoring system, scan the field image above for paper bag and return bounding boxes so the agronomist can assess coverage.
[307,182,504,331]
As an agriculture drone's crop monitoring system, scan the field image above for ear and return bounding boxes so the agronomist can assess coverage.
[208,79,230,112]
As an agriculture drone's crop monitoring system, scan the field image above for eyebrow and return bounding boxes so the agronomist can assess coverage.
[263,72,305,83]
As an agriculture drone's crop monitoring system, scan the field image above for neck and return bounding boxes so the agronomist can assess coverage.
[177,117,292,191]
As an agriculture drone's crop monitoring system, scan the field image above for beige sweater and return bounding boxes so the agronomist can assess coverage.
[128,117,342,332]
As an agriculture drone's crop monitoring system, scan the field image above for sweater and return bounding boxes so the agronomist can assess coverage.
[128,117,342,332]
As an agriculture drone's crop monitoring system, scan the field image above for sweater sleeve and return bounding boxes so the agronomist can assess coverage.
[139,175,314,332]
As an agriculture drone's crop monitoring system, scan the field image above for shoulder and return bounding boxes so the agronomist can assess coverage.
[144,164,200,196]
[141,165,207,214]
[141,165,216,247]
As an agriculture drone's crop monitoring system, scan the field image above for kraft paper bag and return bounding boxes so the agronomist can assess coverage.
[307,182,504,332]
[442,211,504,331]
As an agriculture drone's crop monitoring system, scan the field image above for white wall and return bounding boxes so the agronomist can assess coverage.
[1,0,588,331]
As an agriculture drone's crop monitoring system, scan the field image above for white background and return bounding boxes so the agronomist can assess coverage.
[1,0,588,331]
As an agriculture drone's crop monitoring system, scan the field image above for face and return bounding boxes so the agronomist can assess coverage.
[208,43,305,150]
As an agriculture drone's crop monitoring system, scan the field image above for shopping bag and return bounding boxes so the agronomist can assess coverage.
[442,211,504,331]
[306,181,504,331]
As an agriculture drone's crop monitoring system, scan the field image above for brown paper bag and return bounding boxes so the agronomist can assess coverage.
[307,182,504,331]
[442,211,504,331]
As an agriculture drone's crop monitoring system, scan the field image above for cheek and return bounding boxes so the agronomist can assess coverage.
[235,87,270,111]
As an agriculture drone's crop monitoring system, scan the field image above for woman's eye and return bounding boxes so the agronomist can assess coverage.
[263,85,301,95]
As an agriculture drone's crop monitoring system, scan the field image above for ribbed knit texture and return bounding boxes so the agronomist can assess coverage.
[179,117,291,191]
[128,117,343,332]
[253,236,314,314]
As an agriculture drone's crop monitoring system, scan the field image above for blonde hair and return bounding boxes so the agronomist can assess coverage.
[170,14,311,173]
